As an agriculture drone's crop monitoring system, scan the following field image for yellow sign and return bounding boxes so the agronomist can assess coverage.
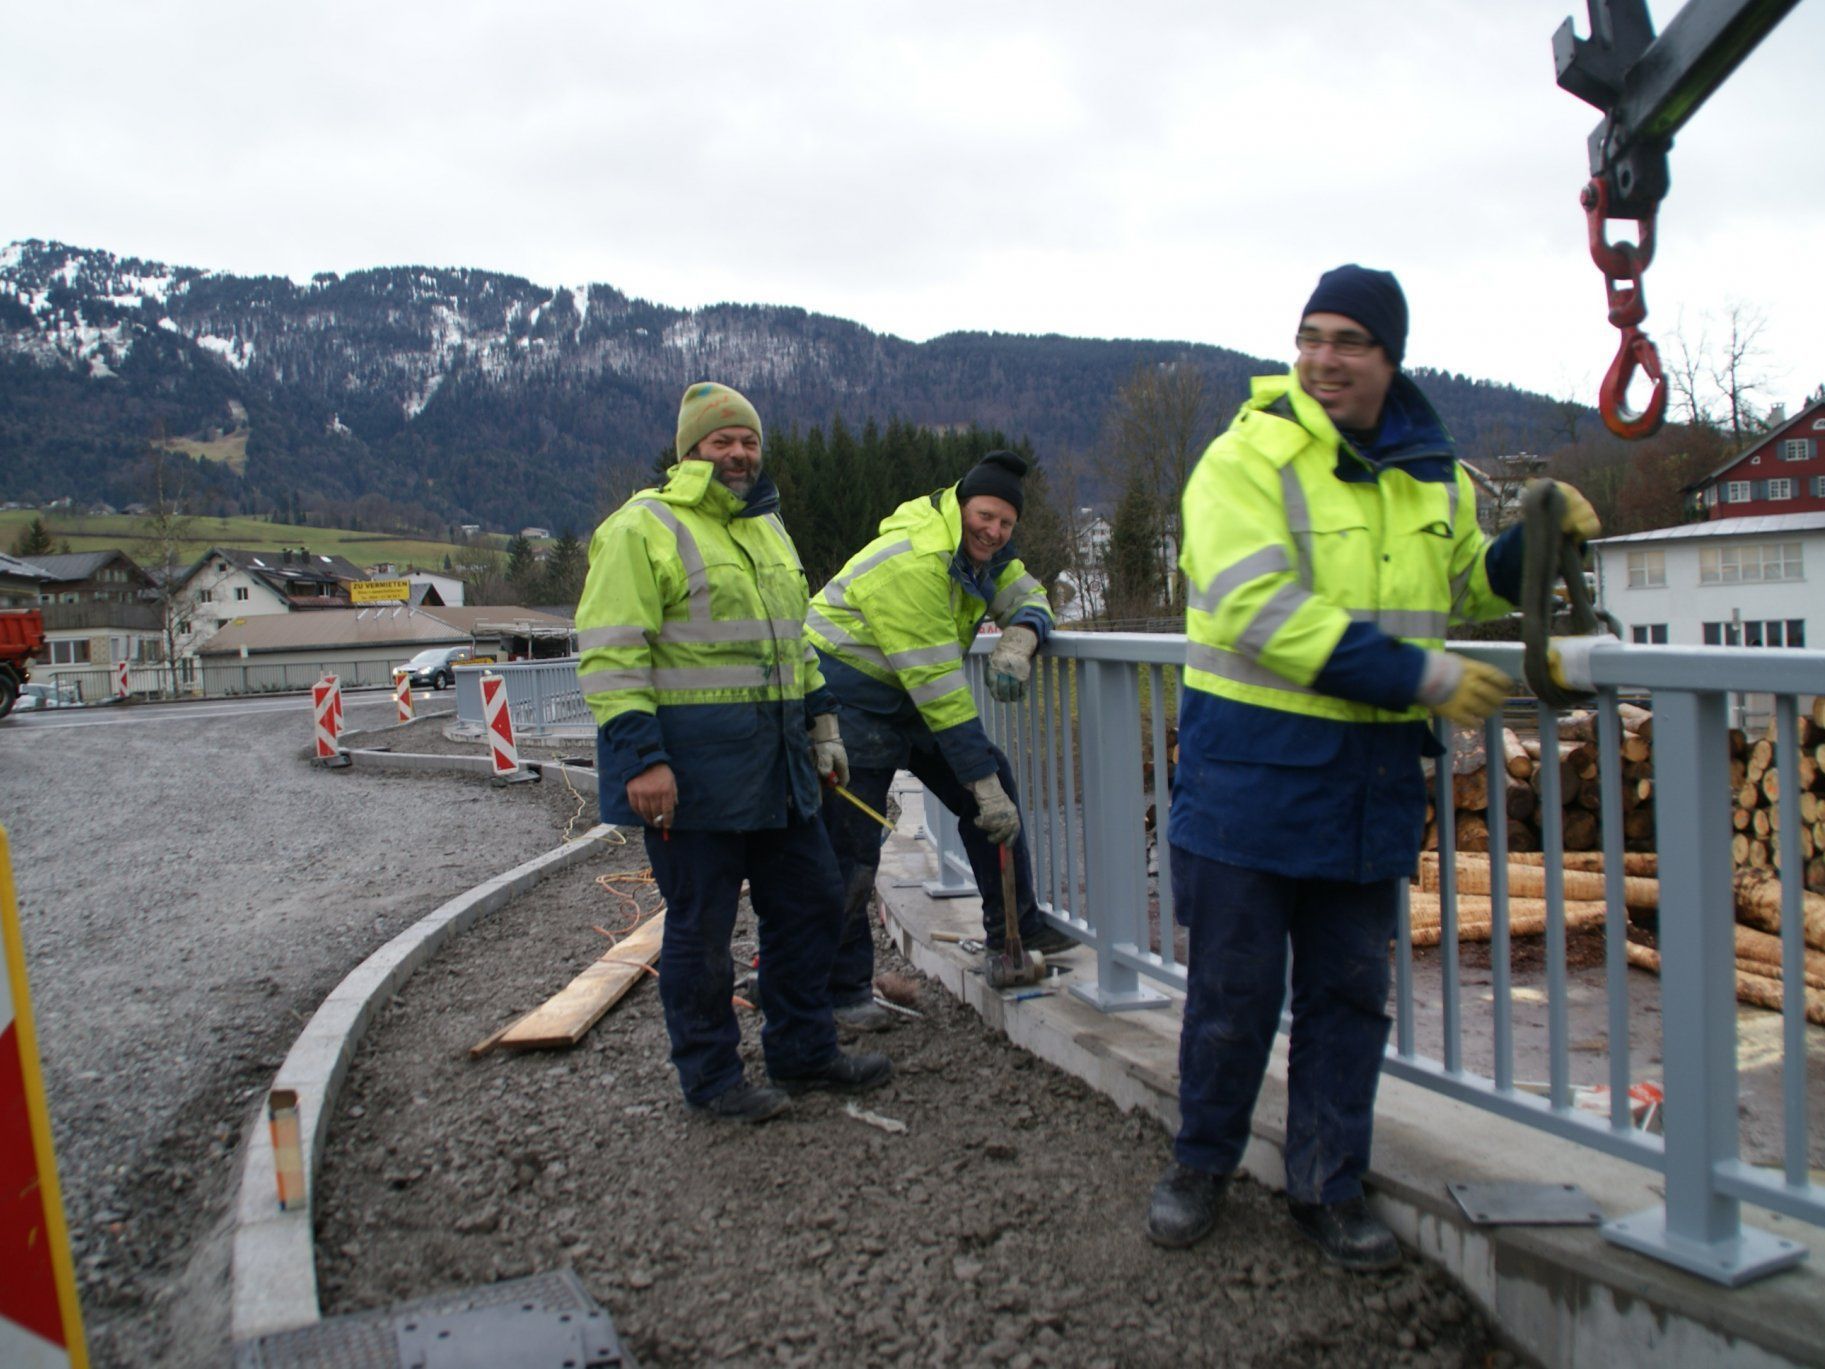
[351,580,410,604]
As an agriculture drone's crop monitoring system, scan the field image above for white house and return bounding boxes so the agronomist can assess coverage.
[1591,511,1823,649]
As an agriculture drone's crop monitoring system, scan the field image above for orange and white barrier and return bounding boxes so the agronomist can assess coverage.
[391,668,415,724]
[113,661,129,700]
[324,674,344,733]
[0,824,90,1368]
[479,672,522,777]
[311,678,340,762]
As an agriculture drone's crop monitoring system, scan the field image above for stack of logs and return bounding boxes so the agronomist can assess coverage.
[1411,695,1825,1023]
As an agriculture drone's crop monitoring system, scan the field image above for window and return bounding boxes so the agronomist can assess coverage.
[196,589,214,603]
[1726,481,1751,503]
[1626,550,1666,588]
[1814,476,1825,498]
[1707,619,1807,648]
[1767,478,1793,501]
[1698,541,1803,584]
[1630,624,1668,643]
[233,586,250,601]
[1781,438,1813,461]
[1703,621,1741,646]
[49,639,91,664]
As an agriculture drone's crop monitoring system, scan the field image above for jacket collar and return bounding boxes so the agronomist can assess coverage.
[1256,370,1456,483]
[656,460,780,519]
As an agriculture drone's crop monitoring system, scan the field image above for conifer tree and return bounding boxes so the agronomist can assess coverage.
[11,515,54,558]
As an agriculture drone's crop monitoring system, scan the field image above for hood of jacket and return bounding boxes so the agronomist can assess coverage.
[643,459,781,519]
[1251,369,1457,485]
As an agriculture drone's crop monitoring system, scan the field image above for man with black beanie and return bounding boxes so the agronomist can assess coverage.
[806,450,1071,1030]
[1145,266,1600,1267]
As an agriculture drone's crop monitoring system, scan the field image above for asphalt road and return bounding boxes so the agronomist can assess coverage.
[0,694,586,1366]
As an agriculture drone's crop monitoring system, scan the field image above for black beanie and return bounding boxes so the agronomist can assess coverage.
[956,450,1028,516]
[1301,264,1408,366]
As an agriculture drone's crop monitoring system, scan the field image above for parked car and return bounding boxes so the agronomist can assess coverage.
[400,645,491,690]
[14,680,82,711]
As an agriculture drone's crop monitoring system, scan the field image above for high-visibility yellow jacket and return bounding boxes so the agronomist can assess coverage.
[1170,370,1522,881]
[807,485,1052,783]
[576,461,830,831]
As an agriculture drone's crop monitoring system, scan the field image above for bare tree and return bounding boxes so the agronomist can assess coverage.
[133,449,197,699]
[1709,301,1770,446]
[1105,361,1210,610]
[1662,312,1714,430]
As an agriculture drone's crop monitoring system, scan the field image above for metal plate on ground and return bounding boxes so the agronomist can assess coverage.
[1448,1181,1603,1226]
[236,1268,631,1369]
[396,1305,625,1368]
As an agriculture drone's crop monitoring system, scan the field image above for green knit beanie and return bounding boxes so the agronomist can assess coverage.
[675,382,763,461]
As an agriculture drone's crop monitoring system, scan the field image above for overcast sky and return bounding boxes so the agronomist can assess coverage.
[6,1,1822,416]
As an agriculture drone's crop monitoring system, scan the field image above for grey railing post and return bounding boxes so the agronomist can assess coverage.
[1603,687,1806,1284]
[1069,658,1168,1012]
[920,787,977,899]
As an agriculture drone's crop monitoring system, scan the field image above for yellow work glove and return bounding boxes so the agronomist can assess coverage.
[809,711,849,787]
[987,625,1039,702]
[1417,650,1513,727]
[1555,481,1601,542]
[968,774,1021,845]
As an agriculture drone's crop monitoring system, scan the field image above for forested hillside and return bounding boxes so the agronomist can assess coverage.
[1,239,1588,536]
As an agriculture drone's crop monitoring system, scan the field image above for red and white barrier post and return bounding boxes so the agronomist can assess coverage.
[325,673,344,733]
[114,661,129,701]
[392,668,415,724]
[479,671,535,784]
[0,824,90,1368]
[310,677,350,769]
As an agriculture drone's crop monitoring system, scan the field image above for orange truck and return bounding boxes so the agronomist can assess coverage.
[0,608,47,719]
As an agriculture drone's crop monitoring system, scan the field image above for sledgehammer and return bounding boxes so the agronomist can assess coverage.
[985,842,1045,990]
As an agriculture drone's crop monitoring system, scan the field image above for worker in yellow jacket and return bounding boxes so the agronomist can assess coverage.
[576,382,891,1122]
[807,450,1073,1031]
[1144,267,1600,1267]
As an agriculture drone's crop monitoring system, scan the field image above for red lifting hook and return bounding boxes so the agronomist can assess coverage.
[1581,179,1667,439]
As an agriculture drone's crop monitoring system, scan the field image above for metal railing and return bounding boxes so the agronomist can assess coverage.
[452,636,1825,1284]
[199,658,405,697]
[452,658,593,739]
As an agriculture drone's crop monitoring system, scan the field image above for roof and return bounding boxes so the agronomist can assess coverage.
[0,552,52,582]
[1689,398,1825,487]
[181,547,366,589]
[21,550,141,581]
[197,606,473,656]
[1592,511,1825,546]
[196,603,574,656]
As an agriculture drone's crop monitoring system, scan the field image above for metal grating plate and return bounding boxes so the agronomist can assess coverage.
[1448,1181,1604,1226]
[236,1268,630,1369]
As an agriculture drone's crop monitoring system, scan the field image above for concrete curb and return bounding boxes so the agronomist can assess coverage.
[872,809,1825,1368]
[228,771,618,1345]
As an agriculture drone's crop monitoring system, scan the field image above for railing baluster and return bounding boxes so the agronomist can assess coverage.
[1774,694,1808,1188]
[1598,691,1632,1132]
[1485,711,1514,1093]
[1437,722,1462,1075]
[1538,707,1571,1110]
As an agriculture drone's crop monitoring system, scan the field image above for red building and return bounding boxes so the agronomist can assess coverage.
[1687,396,1825,519]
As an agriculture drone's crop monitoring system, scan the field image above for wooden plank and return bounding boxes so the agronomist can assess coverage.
[496,911,666,1051]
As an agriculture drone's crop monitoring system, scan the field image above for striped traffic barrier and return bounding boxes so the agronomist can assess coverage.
[324,673,344,733]
[310,679,350,769]
[0,823,90,1368]
[479,672,535,785]
[392,668,415,724]
[113,661,128,701]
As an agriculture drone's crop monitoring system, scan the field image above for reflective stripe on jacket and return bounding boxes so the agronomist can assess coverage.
[806,484,1051,783]
[576,461,826,830]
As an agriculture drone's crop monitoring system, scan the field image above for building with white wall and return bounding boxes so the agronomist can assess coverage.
[1592,511,1822,649]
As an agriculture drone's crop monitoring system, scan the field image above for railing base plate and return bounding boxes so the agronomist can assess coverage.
[1603,1205,1808,1286]
[1069,981,1170,1013]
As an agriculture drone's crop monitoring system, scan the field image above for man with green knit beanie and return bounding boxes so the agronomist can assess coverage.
[576,381,891,1122]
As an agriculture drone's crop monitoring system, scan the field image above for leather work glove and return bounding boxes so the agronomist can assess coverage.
[968,774,1021,845]
[1417,650,1513,728]
[986,625,1040,703]
[809,711,849,787]
[1555,481,1602,543]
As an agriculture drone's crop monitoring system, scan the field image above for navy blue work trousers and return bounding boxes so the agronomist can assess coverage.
[1170,844,1397,1205]
[822,741,1043,1008]
[642,817,842,1106]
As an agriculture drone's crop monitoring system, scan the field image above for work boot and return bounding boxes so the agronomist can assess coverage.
[771,1050,893,1095]
[1287,1196,1401,1271]
[1023,925,1080,957]
[833,999,895,1033]
[1145,1162,1228,1248]
[688,1080,790,1124]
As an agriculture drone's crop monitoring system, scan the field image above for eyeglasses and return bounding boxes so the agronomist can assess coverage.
[1295,329,1379,358]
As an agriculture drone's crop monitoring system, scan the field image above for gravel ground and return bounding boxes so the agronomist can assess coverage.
[312,806,1508,1366]
[0,696,598,1368]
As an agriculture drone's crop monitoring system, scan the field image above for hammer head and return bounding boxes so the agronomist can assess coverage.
[985,948,1046,990]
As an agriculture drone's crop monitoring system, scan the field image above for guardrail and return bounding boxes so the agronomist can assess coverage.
[452,658,592,739]
[453,637,1825,1284]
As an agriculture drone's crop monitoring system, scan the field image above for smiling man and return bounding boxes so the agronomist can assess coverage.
[1145,266,1601,1268]
[576,381,890,1122]
[806,449,1070,1031]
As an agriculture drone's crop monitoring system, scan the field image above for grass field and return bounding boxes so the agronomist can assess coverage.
[153,431,250,474]
[0,509,504,571]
